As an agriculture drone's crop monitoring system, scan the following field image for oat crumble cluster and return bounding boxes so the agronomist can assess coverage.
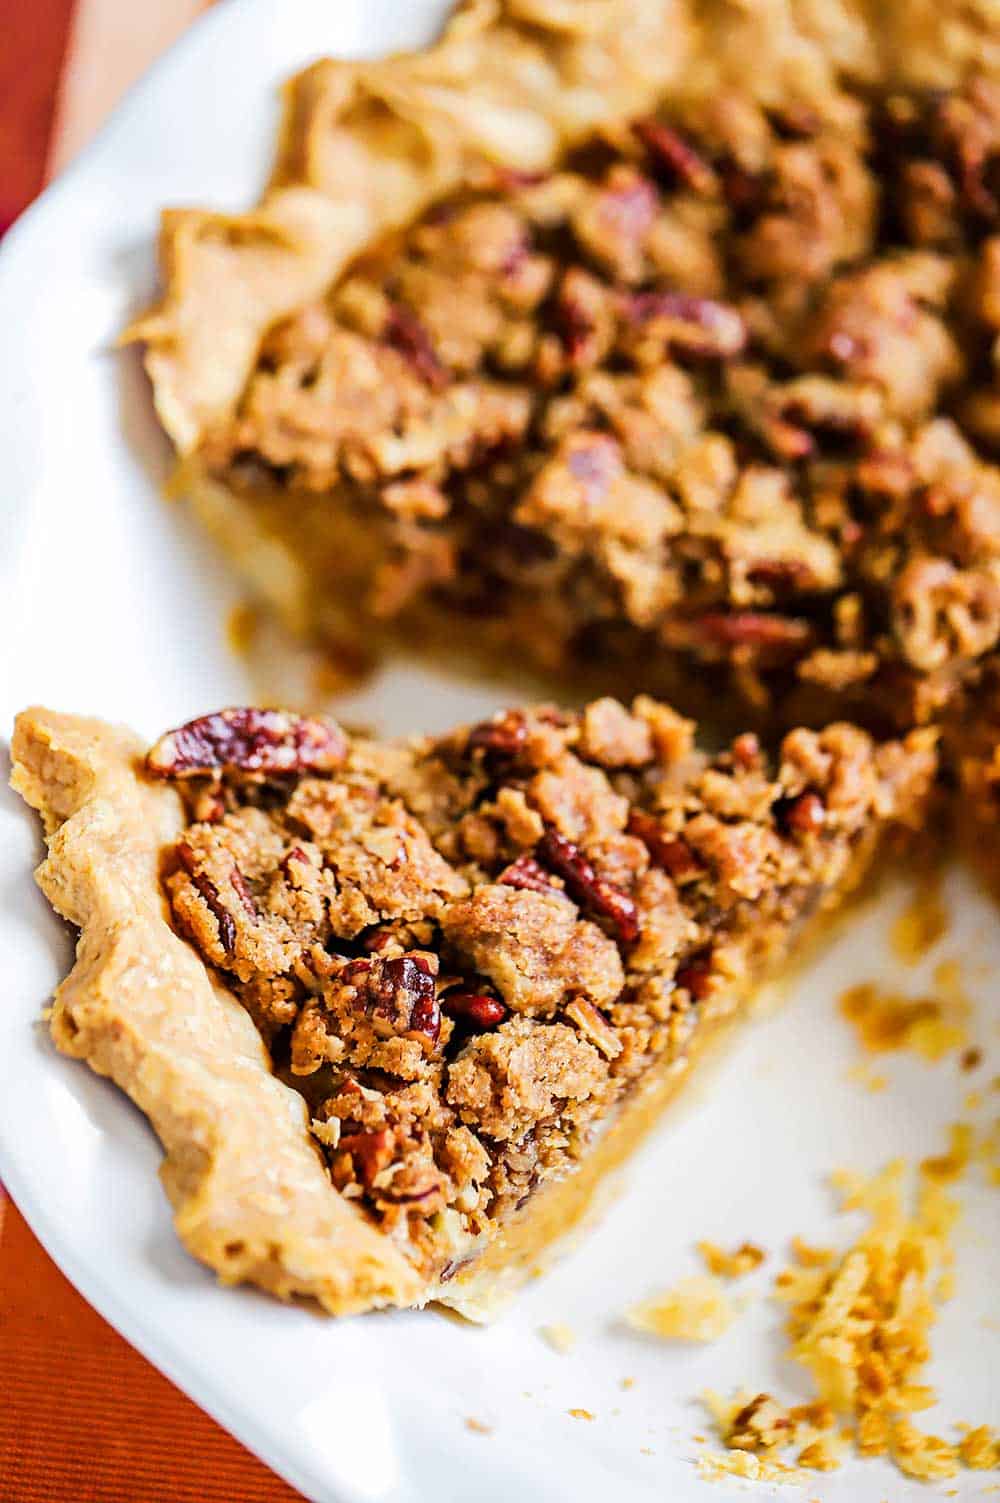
[203,78,1000,734]
[146,703,933,1278]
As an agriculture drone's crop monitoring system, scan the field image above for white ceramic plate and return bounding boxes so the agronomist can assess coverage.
[1,4,997,1499]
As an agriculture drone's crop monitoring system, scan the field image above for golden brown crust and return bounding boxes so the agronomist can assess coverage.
[10,707,422,1314]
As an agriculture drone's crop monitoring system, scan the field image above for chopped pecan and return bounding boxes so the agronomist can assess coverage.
[536,829,639,944]
[564,996,623,1059]
[687,613,812,654]
[675,949,714,1001]
[176,840,237,955]
[466,710,529,762]
[350,954,441,1043]
[731,733,762,770]
[338,1129,394,1188]
[746,558,814,590]
[627,810,703,882]
[441,990,509,1031]
[384,303,448,390]
[622,291,747,359]
[147,708,347,779]
[776,790,826,837]
[631,117,717,195]
[498,854,558,893]
[230,865,258,919]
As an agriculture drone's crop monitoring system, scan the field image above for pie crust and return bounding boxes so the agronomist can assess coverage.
[11,708,421,1314]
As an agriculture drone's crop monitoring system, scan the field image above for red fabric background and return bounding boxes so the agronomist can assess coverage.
[1,4,305,1496]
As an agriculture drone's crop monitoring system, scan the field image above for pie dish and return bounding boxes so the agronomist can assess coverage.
[130,0,1000,738]
[12,699,934,1315]
[2,3,997,1496]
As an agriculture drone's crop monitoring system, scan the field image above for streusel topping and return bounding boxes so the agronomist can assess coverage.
[149,703,935,1277]
[203,78,1000,731]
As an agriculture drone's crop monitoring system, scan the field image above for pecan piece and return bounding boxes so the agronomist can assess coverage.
[536,829,639,944]
[176,840,237,955]
[627,810,703,883]
[622,291,747,359]
[147,708,347,779]
[631,117,717,194]
[675,949,714,1002]
[777,791,826,837]
[338,1129,394,1188]
[731,732,762,769]
[565,997,623,1059]
[498,854,557,893]
[365,954,441,1044]
[441,990,508,1031]
[384,304,448,390]
[686,612,812,655]
[466,710,528,763]
[746,558,814,591]
[230,865,258,919]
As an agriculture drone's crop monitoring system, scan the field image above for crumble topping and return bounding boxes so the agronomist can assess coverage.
[625,1274,735,1342]
[147,702,934,1279]
[697,1240,766,1279]
[202,76,1000,732]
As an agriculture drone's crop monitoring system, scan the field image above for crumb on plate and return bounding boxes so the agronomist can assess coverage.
[626,1274,734,1342]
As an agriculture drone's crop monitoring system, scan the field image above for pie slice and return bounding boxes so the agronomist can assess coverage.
[130,3,1000,738]
[12,699,935,1316]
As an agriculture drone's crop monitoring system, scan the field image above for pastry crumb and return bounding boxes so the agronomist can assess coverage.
[838,978,968,1060]
[626,1274,734,1342]
[796,1439,840,1472]
[920,1121,973,1181]
[465,1417,493,1435]
[890,873,948,963]
[568,1408,595,1422]
[697,1240,766,1279]
[620,1376,635,1391]
[539,1321,576,1354]
[695,1139,998,1486]
[960,1426,1000,1470]
[696,1449,801,1484]
[845,1061,888,1092]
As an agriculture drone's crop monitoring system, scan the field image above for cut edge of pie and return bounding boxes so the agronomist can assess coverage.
[11,701,937,1319]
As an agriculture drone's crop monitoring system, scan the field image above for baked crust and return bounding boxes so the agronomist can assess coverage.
[11,707,422,1314]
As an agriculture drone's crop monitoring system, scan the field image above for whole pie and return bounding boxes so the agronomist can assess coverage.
[12,701,934,1315]
[11,0,1000,1316]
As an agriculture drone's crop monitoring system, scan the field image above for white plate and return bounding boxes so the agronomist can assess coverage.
[0,4,997,1499]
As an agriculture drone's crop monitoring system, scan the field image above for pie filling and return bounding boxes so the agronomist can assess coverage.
[195,77,1000,734]
[146,701,935,1284]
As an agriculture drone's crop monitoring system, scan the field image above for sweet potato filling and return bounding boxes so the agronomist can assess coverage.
[148,703,934,1281]
[198,78,1000,734]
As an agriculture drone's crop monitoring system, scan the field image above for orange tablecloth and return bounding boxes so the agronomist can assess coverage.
[2,4,306,1497]
[0,1194,304,1500]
